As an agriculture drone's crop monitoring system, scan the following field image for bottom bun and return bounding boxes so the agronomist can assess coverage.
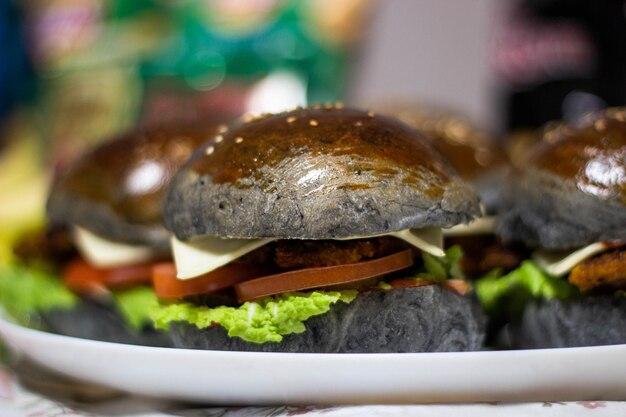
[41,298,171,347]
[513,296,626,349]
[169,286,486,353]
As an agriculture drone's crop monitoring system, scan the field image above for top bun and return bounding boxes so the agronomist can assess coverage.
[497,108,626,249]
[164,106,481,240]
[367,102,509,213]
[47,121,228,247]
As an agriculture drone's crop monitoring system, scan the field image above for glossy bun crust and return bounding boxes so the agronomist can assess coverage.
[169,286,485,353]
[370,103,510,213]
[47,122,226,246]
[497,109,626,249]
[164,107,481,240]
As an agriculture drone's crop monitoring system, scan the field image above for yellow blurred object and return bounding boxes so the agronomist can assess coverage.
[303,0,372,46]
[0,119,49,265]
[44,64,142,171]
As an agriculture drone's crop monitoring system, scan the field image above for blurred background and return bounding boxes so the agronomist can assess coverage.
[1,0,625,258]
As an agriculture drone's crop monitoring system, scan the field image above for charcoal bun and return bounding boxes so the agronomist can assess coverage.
[497,109,626,249]
[168,286,486,353]
[41,298,171,347]
[511,296,626,349]
[368,102,510,214]
[164,107,481,241]
[47,121,228,247]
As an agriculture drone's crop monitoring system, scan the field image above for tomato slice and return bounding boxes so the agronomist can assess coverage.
[63,258,153,294]
[235,249,414,302]
[152,262,274,299]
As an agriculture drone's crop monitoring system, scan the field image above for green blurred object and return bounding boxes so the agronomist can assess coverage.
[475,261,579,319]
[41,63,144,170]
[420,245,465,282]
[0,264,78,328]
[113,286,161,332]
[138,0,363,123]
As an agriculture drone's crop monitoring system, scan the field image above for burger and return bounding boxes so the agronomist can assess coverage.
[477,108,626,348]
[151,106,487,353]
[1,120,228,345]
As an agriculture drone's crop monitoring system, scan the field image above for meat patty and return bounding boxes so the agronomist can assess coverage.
[235,237,410,270]
[569,248,626,292]
[273,237,409,269]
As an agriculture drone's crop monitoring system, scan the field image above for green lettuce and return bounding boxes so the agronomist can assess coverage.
[0,264,77,326]
[420,245,465,281]
[153,290,357,344]
[113,286,161,331]
[0,264,159,332]
[475,260,579,318]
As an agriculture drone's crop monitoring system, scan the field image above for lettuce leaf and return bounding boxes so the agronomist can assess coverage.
[0,264,77,326]
[419,245,465,282]
[153,290,357,344]
[475,260,579,318]
[0,264,159,332]
[113,286,161,331]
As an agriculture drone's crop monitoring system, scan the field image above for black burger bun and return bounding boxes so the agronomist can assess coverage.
[41,297,170,347]
[366,102,510,214]
[47,121,229,247]
[164,106,481,241]
[497,109,626,250]
[511,296,626,349]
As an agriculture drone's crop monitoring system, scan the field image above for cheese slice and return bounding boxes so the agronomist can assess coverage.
[385,227,445,257]
[72,226,159,268]
[172,228,445,280]
[532,242,611,277]
[442,216,496,237]
[172,236,275,279]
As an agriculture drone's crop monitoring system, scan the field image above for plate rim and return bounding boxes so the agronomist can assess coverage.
[2,314,626,404]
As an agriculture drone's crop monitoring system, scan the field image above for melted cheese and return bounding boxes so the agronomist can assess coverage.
[442,216,496,237]
[72,226,159,268]
[532,242,611,277]
[172,228,445,280]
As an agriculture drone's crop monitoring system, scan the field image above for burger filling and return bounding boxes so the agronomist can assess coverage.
[441,215,529,278]
[445,234,529,278]
[0,261,161,332]
[170,227,445,279]
[476,241,626,319]
[532,241,626,292]
[0,263,77,328]
[0,227,162,332]
[152,235,468,344]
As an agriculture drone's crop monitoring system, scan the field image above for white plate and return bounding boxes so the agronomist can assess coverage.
[0,316,625,405]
